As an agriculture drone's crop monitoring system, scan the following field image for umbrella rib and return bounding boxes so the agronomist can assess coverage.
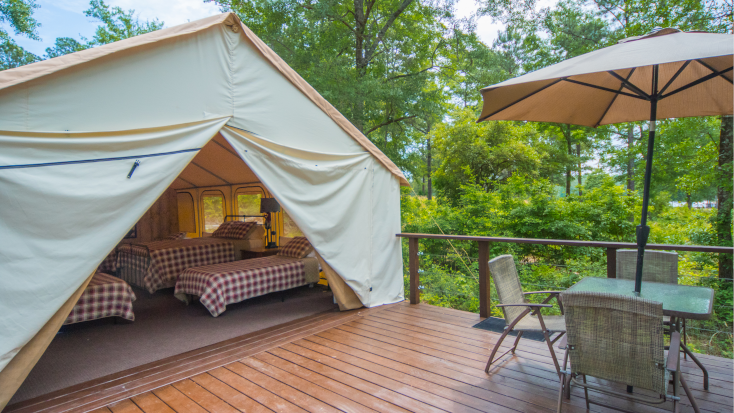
[562,78,646,100]
[477,78,563,122]
[593,68,636,128]
[607,71,651,100]
[696,59,734,85]
[660,66,733,99]
[658,60,691,95]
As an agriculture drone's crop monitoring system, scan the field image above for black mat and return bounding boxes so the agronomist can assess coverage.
[472,317,546,341]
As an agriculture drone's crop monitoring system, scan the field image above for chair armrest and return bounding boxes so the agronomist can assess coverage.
[496,303,553,308]
[523,291,562,296]
[667,331,681,372]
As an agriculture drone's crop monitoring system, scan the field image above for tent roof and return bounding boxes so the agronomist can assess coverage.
[0,12,408,186]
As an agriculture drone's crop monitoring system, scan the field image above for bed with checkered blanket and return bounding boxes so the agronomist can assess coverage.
[117,238,236,294]
[64,272,136,325]
[174,256,320,317]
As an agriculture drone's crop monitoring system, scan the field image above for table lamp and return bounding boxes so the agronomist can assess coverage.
[260,198,280,248]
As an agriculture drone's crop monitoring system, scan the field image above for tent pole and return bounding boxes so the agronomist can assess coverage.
[634,65,659,294]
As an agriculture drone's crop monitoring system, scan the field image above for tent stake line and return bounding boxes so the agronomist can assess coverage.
[0,148,201,170]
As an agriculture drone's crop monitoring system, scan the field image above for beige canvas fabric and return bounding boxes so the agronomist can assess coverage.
[479,31,733,126]
[0,13,406,186]
[0,13,405,403]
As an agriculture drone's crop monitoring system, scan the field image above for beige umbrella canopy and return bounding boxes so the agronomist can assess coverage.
[479,28,732,126]
[478,28,733,293]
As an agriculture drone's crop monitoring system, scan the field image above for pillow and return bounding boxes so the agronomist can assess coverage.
[211,221,256,239]
[278,236,314,258]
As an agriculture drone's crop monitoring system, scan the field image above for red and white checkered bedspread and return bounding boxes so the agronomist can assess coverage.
[175,256,308,317]
[64,272,136,325]
[118,239,235,294]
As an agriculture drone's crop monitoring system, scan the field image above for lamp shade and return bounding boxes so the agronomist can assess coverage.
[259,197,280,213]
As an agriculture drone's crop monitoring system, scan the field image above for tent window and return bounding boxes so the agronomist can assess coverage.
[236,192,263,224]
[177,192,196,234]
[202,191,225,233]
[283,210,303,237]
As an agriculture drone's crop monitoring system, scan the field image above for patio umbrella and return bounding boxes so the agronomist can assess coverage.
[478,28,733,293]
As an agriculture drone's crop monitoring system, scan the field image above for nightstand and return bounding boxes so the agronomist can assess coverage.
[241,247,280,259]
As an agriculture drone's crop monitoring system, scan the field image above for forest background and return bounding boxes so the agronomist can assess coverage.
[1,0,732,356]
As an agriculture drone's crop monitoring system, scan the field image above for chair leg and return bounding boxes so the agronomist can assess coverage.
[512,331,524,353]
[582,375,589,410]
[543,329,562,378]
[682,319,687,360]
[485,327,513,373]
[680,373,700,413]
[557,370,566,413]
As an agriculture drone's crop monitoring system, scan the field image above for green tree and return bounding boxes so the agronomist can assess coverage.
[213,0,454,172]
[431,108,546,201]
[0,0,40,69]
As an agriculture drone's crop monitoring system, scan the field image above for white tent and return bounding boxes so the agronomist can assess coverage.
[0,12,407,405]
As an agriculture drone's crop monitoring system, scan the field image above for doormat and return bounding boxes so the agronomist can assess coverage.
[472,317,546,342]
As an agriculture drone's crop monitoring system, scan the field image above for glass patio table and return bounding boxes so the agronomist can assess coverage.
[568,277,714,391]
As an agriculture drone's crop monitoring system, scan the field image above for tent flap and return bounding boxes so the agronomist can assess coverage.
[0,118,229,383]
[220,126,404,308]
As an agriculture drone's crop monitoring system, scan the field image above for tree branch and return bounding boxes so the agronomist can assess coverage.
[364,0,414,62]
[365,115,417,135]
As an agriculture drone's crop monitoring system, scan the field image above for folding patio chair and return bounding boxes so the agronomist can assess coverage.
[485,255,566,377]
[616,250,688,353]
[557,291,690,413]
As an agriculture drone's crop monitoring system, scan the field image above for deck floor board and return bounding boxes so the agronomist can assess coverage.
[5,302,732,413]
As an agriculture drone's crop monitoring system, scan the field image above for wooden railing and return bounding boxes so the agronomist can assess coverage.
[397,233,734,318]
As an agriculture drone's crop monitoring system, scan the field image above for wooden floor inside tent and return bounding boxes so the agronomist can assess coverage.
[6,302,733,413]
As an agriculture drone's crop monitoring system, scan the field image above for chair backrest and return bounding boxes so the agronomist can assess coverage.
[561,291,666,395]
[616,249,678,284]
[487,255,525,324]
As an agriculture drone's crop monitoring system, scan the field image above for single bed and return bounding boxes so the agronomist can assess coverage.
[117,222,263,294]
[64,272,136,325]
[174,237,320,317]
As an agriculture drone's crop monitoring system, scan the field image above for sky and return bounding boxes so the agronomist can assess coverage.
[9,0,222,56]
[6,0,558,57]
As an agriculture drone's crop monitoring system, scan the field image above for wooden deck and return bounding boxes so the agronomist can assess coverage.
[6,302,733,413]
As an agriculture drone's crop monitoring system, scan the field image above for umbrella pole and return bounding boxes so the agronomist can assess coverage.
[634,65,659,294]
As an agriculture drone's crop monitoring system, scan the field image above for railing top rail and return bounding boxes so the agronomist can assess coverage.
[396,233,734,254]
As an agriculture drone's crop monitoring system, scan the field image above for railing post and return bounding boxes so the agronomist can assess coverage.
[478,241,491,318]
[607,247,617,278]
[409,237,420,304]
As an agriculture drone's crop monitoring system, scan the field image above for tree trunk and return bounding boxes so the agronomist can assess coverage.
[718,115,733,279]
[576,142,582,196]
[627,124,635,193]
[352,0,367,132]
[427,136,432,200]
[564,124,572,196]
[686,194,692,209]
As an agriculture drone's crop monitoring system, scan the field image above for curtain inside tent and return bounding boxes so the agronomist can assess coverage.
[220,126,404,309]
[0,117,229,407]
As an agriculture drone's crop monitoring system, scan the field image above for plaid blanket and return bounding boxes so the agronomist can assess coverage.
[64,272,136,325]
[97,250,118,273]
[175,256,308,317]
[118,239,235,293]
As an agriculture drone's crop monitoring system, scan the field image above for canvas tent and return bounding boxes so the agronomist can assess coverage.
[0,12,407,406]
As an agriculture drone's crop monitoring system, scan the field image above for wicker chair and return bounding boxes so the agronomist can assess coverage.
[616,250,688,353]
[556,291,689,413]
[485,255,566,377]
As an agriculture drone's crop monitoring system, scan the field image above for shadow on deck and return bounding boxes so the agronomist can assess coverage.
[6,302,733,413]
